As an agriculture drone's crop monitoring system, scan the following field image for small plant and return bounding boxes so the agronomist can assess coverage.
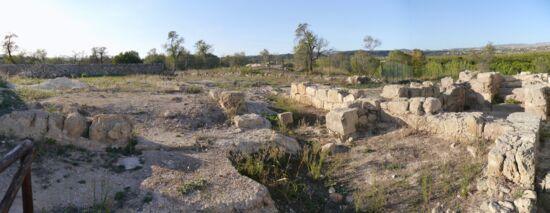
[420,172,433,207]
[505,98,522,104]
[459,161,481,197]
[178,179,208,195]
[299,141,327,180]
[15,87,56,101]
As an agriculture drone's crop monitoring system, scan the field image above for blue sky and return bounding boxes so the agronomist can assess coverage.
[1,0,549,57]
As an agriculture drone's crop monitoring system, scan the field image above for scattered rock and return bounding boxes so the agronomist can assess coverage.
[117,157,142,170]
[233,113,271,129]
[218,91,247,115]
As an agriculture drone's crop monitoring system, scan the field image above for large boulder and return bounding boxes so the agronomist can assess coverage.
[89,114,133,145]
[326,108,358,136]
[233,113,271,129]
[219,91,247,115]
[63,112,89,138]
[380,85,407,99]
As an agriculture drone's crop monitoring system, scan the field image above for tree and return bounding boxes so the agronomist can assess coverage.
[112,51,143,64]
[194,40,212,57]
[222,52,248,68]
[293,23,328,73]
[260,49,270,66]
[350,50,380,77]
[533,57,550,73]
[387,50,412,65]
[2,33,18,64]
[91,47,107,64]
[194,40,213,69]
[163,31,186,70]
[478,42,495,72]
[363,35,381,52]
[144,48,166,64]
[410,49,426,77]
[31,49,47,64]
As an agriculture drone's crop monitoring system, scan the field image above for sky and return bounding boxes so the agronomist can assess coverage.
[1,0,549,57]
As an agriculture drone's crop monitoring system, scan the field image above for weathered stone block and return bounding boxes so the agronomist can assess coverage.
[326,108,358,136]
[277,112,293,126]
[380,85,407,99]
[233,113,271,129]
[423,97,442,114]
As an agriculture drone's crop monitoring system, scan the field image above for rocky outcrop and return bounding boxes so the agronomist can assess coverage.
[63,112,89,138]
[277,112,293,127]
[346,75,369,85]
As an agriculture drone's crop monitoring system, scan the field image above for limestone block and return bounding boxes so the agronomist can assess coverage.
[381,85,407,99]
[326,108,358,136]
[233,114,271,129]
[277,112,293,126]
[409,97,425,115]
[423,97,442,114]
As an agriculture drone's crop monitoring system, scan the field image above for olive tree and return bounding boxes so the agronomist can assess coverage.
[163,31,186,70]
[293,23,328,73]
[2,33,18,64]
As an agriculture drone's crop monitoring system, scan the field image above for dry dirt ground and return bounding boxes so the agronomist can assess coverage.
[0,71,493,212]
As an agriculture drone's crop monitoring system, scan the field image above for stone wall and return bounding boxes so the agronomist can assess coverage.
[290,82,366,111]
[0,64,167,78]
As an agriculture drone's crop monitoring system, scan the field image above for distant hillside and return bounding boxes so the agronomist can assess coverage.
[248,42,550,63]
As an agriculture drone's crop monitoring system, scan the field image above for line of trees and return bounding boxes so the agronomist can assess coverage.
[2,26,550,78]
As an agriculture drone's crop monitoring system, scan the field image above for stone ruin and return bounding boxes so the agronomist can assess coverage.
[0,106,134,151]
[289,70,550,212]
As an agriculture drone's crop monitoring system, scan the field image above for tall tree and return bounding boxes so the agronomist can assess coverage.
[363,35,381,52]
[293,23,328,73]
[194,40,212,57]
[260,49,270,66]
[91,47,107,64]
[163,31,186,70]
[478,42,495,72]
[194,40,212,68]
[410,49,426,77]
[31,49,47,64]
[2,33,19,64]
[387,50,412,65]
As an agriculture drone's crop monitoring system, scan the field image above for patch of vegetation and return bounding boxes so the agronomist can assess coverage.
[8,76,44,85]
[459,161,481,198]
[229,142,337,212]
[177,179,208,195]
[15,87,56,101]
[353,185,386,213]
